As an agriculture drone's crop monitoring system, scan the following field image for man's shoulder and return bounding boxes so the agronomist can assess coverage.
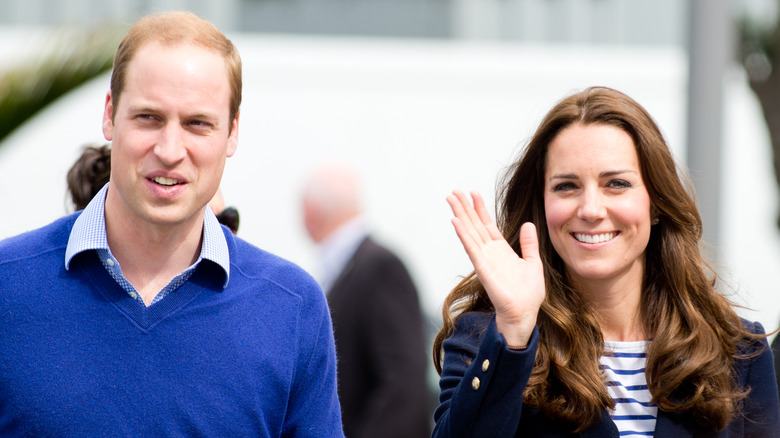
[354,236,401,263]
[227,234,321,297]
[0,214,78,265]
[351,236,414,280]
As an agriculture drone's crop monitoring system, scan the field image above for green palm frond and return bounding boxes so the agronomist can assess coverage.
[0,23,125,145]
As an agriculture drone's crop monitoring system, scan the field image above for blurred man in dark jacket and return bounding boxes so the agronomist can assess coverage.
[303,163,432,438]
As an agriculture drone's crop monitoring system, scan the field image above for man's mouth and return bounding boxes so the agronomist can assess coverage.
[151,176,181,187]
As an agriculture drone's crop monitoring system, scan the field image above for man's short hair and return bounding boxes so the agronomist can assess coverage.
[109,11,242,129]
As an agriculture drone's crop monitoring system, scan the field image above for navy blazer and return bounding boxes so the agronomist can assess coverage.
[433,312,780,437]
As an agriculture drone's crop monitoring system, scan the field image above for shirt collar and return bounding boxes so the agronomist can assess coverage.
[317,216,368,292]
[65,183,230,288]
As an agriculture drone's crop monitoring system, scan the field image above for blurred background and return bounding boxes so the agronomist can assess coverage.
[1,0,779,368]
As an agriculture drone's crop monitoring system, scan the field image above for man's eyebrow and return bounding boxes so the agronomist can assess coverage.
[188,112,220,120]
[126,106,221,122]
[127,105,157,113]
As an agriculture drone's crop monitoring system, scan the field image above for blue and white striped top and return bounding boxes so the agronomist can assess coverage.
[600,340,657,437]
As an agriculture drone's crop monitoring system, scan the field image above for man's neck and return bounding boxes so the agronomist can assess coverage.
[104,201,205,306]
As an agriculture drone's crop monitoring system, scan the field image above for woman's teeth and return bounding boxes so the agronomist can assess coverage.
[574,232,615,244]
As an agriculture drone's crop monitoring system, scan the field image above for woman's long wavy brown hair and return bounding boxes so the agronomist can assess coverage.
[433,86,761,432]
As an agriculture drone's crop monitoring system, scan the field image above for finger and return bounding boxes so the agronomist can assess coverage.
[447,194,482,252]
[447,190,469,219]
[454,190,491,243]
[518,222,541,262]
[449,191,485,241]
[449,209,492,268]
[450,217,479,260]
[471,191,504,241]
[471,191,492,224]
[447,192,480,240]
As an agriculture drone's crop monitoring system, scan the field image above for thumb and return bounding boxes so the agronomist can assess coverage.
[518,222,541,262]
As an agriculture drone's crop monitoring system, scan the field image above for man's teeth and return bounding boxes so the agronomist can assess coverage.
[574,232,615,244]
[152,176,180,186]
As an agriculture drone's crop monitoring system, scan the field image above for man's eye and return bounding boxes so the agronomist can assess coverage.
[189,120,212,129]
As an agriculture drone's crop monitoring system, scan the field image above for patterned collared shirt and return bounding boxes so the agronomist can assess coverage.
[65,183,230,306]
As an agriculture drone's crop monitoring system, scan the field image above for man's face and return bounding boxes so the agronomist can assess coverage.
[102,42,238,230]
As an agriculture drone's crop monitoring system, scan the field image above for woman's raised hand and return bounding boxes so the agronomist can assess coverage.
[447,190,545,348]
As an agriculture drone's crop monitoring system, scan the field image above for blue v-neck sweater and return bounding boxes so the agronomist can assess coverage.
[0,214,344,437]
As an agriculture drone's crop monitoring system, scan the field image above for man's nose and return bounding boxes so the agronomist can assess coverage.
[154,123,187,165]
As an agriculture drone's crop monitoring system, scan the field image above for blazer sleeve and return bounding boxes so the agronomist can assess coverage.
[736,320,780,437]
[771,332,780,403]
[432,312,539,438]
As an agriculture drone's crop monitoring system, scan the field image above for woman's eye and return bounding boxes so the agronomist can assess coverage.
[553,182,576,192]
[608,179,632,189]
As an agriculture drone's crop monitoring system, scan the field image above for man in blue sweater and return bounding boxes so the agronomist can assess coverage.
[0,11,343,437]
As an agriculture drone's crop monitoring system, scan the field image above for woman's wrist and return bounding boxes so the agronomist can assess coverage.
[495,314,536,350]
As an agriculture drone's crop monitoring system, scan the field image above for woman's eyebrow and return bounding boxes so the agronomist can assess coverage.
[600,169,637,178]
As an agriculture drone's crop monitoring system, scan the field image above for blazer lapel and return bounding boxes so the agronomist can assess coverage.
[580,411,620,437]
[653,409,695,438]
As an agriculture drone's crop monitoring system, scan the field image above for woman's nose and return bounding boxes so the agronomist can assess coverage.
[577,188,606,221]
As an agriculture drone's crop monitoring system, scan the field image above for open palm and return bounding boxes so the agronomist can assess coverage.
[447,190,545,348]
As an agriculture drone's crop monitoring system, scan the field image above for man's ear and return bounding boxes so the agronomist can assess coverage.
[227,110,239,157]
[102,92,114,141]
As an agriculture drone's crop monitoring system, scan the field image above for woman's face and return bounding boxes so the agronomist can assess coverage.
[543,123,652,289]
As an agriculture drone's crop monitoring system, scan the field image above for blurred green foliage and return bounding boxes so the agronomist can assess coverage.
[0,23,125,144]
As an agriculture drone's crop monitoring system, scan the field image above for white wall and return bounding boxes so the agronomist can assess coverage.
[1,32,778,337]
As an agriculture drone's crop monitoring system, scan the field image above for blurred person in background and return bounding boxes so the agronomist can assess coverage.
[433,86,779,437]
[303,163,432,438]
[67,143,111,211]
[67,144,240,234]
[0,10,342,436]
[207,186,240,234]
